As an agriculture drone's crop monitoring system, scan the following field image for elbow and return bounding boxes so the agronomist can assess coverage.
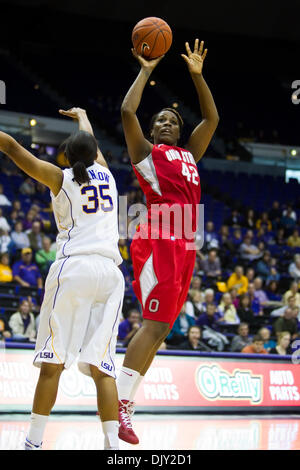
[0,131,10,154]
[121,102,134,116]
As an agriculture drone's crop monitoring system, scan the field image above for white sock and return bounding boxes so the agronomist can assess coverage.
[102,420,119,450]
[27,412,49,445]
[130,375,144,402]
[117,367,140,402]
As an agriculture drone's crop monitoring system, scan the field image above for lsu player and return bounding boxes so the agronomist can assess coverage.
[117,39,219,444]
[0,108,124,450]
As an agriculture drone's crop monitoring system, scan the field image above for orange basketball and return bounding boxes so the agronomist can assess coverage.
[132,17,172,60]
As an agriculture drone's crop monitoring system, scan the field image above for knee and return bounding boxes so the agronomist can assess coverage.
[143,320,170,341]
[39,363,64,380]
[90,365,114,382]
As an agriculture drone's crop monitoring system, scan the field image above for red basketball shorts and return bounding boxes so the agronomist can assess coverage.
[130,233,196,329]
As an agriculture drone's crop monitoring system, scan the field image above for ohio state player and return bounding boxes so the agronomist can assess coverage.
[117,39,219,444]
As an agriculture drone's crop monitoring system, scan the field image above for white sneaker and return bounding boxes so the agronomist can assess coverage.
[24,437,42,450]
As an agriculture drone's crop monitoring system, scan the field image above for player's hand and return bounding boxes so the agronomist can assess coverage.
[59,107,87,120]
[132,48,164,73]
[181,39,207,75]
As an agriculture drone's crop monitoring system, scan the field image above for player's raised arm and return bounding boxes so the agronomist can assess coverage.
[182,39,219,163]
[59,107,108,168]
[121,50,164,164]
[0,132,63,196]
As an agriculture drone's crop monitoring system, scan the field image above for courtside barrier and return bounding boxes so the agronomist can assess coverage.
[1,343,299,414]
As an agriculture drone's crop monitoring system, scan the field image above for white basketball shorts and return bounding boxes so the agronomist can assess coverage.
[33,254,124,378]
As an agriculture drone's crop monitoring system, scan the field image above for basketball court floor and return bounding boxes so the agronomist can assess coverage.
[1,413,300,450]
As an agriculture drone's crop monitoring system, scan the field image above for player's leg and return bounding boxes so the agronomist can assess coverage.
[90,365,119,450]
[25,362,64,450]
[123,319,170,372]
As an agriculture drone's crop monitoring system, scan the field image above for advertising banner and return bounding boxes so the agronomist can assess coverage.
[0,349,299,412]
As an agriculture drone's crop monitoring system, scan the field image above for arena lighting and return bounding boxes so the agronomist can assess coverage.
[30,143,38,149]
[150,80,156,86]
[291,149,298,156]
[30,119,37,127]
[34,84,39,90]
[172,102,179,108]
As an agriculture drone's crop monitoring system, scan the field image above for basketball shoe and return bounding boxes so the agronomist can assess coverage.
[118,400,139,444]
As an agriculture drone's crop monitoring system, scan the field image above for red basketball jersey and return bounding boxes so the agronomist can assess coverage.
[132,144,201,239]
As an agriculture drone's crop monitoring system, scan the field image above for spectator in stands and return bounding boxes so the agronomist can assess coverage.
[199,248,222,282]
[204,221,219,250]
[283,281,300,306]
[266,260,280,283]
[282,204,297,222]
[35,236,56,276]
[10,209,20,227]
[288,254,300,281]
[0,183,11,207]
[269,331,292,355]
[255,227,271,246]
[12,248,43,288]
[11,200,25,219]
[280,206,296,235]
[236,293,256,326]
[166,303,195,346]
[239,235,262,263]
[241,335,268,354]
[190,276,202,292]
[227,265,249,295]
[22,209,37,231]
[177,325,212,351]
[118,309,142,347]
[256,211,272,232]
[218,292,240,324]
[19,177,35,196]
[273,308,299,340]
[218,225,235,263]
[243,209,256,230]
[0,314,11,340]
[270,295,296,317]
[0,208,11,233]
[245,267,255,283]
[230,323,252,352]
[231,228,243,249]
[0,229,13,254]
[258,327,276,352]
[287,228,300,248]
[248,282,263,315]
[186,290,203,318]
[27,220,44,252]
[196,303,223,330]
[229,287,239,308]
[292,306,300,328]
[0,253,13,283]
[275,227,286,246]
[11,221,30,251]
[253,277,269,307]
[9,299,36,342]
[224,209,242,228]
[268,201,281,226]
[265,280,282,302]
[199,288,217,313]
[255,250,272,281]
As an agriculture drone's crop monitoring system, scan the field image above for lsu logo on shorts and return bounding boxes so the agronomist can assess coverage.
[40,352,54,359]
[101,361,112,372]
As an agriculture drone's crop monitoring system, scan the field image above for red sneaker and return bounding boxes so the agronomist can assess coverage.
[118,400,139,445]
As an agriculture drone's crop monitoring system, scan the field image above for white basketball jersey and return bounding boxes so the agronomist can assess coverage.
[51,162,122,265]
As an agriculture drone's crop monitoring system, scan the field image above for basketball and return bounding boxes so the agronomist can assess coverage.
[132,17,172,60]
